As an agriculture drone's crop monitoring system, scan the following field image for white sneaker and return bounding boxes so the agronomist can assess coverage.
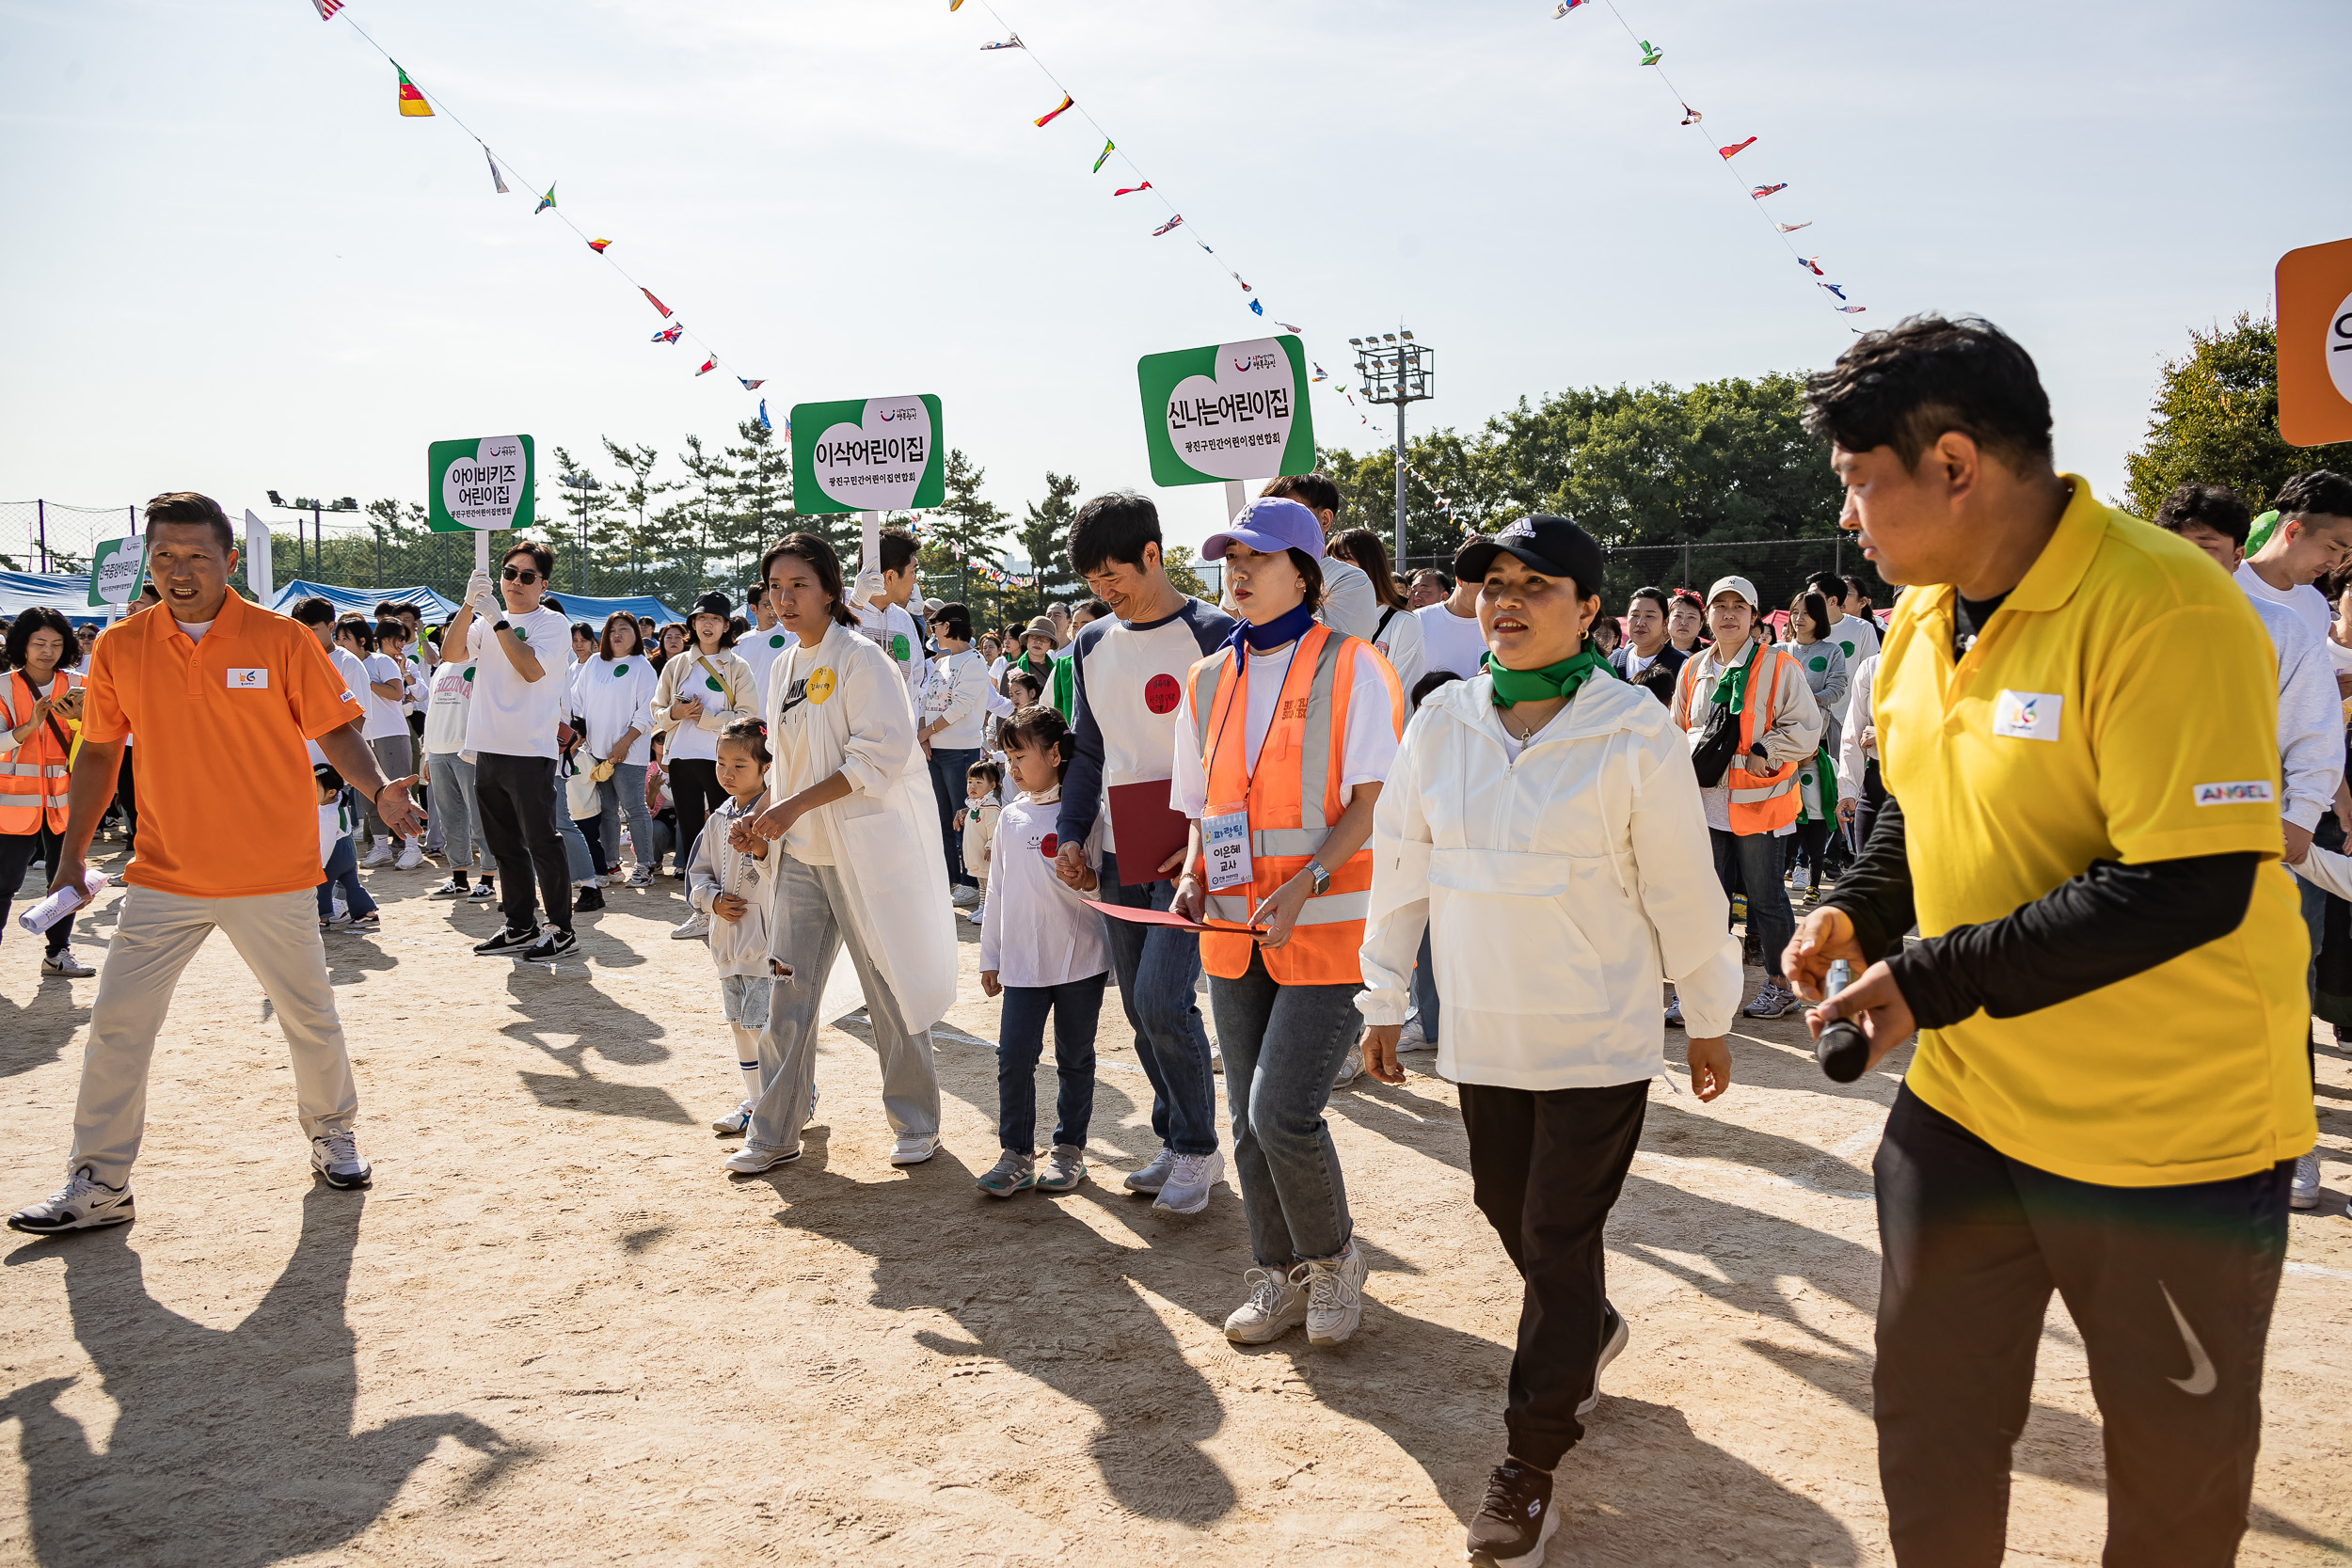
[1332,1042,1362,1089]
[310,1131,372,1190]
[950,884,980,908]
[1304,1240,1370,1345]
[1152,1149,1224,1215]
[7,1165,134,1234]
[41,949,96,978]
[1223,1263,1310,1343]
[670,911,710,941]
[965,903,986,925]
[626,865,654,888]
[359,842,394,868]
[394,841,424,870]
[466,881,498,902]
[1123,1147,1177,1194]
[1397,1016,1434,1052]
[889,1132,941,1165]
[725,1143,800,1174]
[1578,1301,1629,1417]
[2292,1152,2321,1211]
[711,1100,753,1136]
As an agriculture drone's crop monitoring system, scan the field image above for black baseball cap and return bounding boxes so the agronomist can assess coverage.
[692,591,733,620]
[1454,515,1606,598]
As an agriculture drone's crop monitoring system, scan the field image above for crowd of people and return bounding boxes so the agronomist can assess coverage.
[1,313,2344,1568]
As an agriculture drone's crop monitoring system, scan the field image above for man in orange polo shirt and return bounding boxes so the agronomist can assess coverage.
[8,492,421,1235]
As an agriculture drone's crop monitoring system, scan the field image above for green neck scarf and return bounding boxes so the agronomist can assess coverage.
[1483,646,1613,709]
[1713,638,1764,713]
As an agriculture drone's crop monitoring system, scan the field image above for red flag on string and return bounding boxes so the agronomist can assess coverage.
[642,288,672,318]
[1114,182,1152,196]
[1034,95,1074,128]
[1718,137,1756,159]
[695,356,716,376]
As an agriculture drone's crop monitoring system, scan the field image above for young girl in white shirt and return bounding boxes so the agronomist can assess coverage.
[688,719,781,1138]
[977,705,1105,1197]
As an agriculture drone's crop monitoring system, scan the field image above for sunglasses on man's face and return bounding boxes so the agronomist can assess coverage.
[501,566,542,585]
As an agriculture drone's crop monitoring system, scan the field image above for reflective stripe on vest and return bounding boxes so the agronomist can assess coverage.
[1725,647,1800,832]
[0,669,77,834]
[1187,625,1396,986]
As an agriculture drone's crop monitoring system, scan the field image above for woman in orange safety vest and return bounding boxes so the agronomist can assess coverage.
[0,608,96,975]
[1170,497,1404,1353]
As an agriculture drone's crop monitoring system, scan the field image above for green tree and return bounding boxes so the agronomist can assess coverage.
[599,438,673,596]
[549,446,617,592]
[722,418,794,591]
[922,447,1013,620]
[654,434,736,606]
[1015,469,1083,617]
[1162,544,1210,600]
[2122,313,2352,519]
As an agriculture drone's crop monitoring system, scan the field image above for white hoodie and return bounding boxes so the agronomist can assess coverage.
[1358,671,1742,1089]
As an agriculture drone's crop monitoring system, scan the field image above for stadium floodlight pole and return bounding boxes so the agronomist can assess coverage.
[1351,328,1434,567]
[267,490,357,582]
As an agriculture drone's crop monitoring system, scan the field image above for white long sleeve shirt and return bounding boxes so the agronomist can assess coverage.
[1837,654,1878,802]
[978,789,1109,989]
[568,653,660,767]
[925,647,991,749]
[2244,593,2345,832]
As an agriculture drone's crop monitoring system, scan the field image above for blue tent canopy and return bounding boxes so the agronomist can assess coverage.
[534,591,686,629]
[268,580,460,622]
[0,571,109,625]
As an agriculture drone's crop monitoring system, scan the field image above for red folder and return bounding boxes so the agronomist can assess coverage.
[1106,779,1190,887]
[1083,899,1264,936]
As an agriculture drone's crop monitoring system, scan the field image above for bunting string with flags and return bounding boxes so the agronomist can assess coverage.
[306,4,771,389]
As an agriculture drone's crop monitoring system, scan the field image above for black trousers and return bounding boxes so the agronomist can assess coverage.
[0,826,71,957]
[471,752,571,934]
[1459,1077,1648,1469]
[668,757,725,874]
[113,743,138,854]
[1873,1085,2288,1568]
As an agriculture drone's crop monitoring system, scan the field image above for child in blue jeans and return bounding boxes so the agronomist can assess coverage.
[314,765,379,933]
[977,705,1107,1197]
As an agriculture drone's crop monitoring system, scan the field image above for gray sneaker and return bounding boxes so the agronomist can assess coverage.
[1123,1147,1177,1195]
[7,1166,134,1234]
[1743,981,1797,1020]
[1304,1240,1370,1346]
[1152,1150,1225,1215]
[2292,1152,2322,1211]
[976,1151,1037,1198]
[1224,1263,1310,1344]
[1037,1144,1086,1192]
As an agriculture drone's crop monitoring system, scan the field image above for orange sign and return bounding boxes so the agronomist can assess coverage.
[2278,237,2352,447]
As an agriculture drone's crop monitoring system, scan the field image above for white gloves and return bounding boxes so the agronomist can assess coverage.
[852,568,886,612]
[464,568,498,619]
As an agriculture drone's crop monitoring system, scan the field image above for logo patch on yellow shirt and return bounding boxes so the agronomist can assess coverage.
[2191,780,2275,807]
[1991,689,2061,741]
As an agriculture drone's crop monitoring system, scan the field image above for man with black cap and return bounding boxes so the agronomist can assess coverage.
[446,540,580,961]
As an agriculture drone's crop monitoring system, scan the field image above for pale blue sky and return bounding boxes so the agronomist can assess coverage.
[1,0,2344,565]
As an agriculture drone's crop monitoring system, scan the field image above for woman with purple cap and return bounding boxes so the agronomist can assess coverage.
[1354,514,1739,1568]
[1168,496,1405,1351]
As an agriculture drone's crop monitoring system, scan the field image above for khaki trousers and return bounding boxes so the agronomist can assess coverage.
[68,885,358,1186]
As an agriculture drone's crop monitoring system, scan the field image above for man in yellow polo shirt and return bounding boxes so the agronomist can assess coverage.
[8,492,421,1236]
[1783,317,2312,1567]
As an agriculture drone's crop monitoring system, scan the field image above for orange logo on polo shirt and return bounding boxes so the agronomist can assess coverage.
[1991,689,2061,741]
[226,668,269,689]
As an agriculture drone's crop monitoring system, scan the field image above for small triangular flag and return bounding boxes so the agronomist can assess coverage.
[642,287,671,318]
[695,356,716,376]
[588,238,611,254]
[757,400,771,431]
[397,68,433,117]
[739,377,765,390]
[1034,94,1074,128]
[1719,137,1756,159]
[1114,182,1152,196]
[484,148,510,194]
[535,183,557,214]
[1092,139,1115,173]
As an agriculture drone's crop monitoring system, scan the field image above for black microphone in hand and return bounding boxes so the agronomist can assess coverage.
[1815,958,1869,1083]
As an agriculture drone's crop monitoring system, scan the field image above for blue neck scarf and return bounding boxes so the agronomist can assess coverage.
[1224,600,1317,662]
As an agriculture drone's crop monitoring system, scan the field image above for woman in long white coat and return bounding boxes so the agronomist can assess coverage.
[735,531,959,1174]
[1354,514,1741,1568]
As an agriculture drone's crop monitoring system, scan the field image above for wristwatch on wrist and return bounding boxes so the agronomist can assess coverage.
[493,618,511,634]
[1303,859,1331,896]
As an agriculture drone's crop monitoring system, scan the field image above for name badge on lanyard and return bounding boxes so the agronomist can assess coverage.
[1202,806,1251,892]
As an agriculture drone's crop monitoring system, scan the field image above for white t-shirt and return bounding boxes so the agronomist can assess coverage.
[309,644,371,765]
[568,653,660,767]
[1169,641,1402,818]
[1369,604,1425,694]
[1317,556,1381,641]
[465,605,573,759]
[2236,561,2334,643]
[978,791,1111,990]
[421,659,474,755]
[1828,613,1881,668]
[360,652,408,740]
[175,618,215,643]
[739,626,795,715]
[1414,600,1486,683]
[854,600,923,698]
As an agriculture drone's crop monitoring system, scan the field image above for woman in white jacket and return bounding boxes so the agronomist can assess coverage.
[1354,515,1740,1568]
[569,612,663,887]
[736,532,958,1175]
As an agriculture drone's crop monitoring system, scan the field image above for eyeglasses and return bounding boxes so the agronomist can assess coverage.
[501,566,542,585]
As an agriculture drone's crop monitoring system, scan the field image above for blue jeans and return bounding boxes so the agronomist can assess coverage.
[1712,827,1792,983]
[1411,927,1439,1041]
[315,835,376,920]
[1096,847,1218,1157]
[1210,946,1360,1268]
[995,974,1106,1152]
[425,751,479,876]
[556,775,595,883]
[928,745,981,886]
[596,761,655,871]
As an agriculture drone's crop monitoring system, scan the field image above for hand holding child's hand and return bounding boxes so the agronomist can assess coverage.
[713,893,748,923]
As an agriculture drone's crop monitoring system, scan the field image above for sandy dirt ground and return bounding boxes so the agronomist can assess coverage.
[2,840,2348,1567]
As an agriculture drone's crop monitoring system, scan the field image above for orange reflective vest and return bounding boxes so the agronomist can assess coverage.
[1674,641,1802,835]
[0,668,81,836]
[1187,624,1403,986]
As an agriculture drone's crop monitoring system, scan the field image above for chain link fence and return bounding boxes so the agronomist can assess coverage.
[2,500,144,576]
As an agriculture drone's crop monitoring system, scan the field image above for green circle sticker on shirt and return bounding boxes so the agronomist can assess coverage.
[1808,655,1828,673]
[513,626,529,641]
[613,661,629,676]
[1839,640,1856,657]
[1801,770,1815,785]
[462,666,476,680]
[704,674,723,692]
[769,633,787,649]
[891,634,910,661]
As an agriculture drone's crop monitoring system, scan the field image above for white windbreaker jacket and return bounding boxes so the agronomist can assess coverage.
[1358,670,1742,1089]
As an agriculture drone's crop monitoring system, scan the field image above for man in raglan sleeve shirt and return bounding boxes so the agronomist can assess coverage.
[1054,490,1236,1213]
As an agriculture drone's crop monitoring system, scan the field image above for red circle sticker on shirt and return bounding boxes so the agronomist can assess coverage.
[1144,673,1182,714]
[1040,833,1060,859]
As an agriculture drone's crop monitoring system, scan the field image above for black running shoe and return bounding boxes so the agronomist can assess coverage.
[574,885,606,913]
[1578,1299,1628,1417]
[472,925,540,957]
[522,928,579,962]
[1466,1460,1558,1567]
